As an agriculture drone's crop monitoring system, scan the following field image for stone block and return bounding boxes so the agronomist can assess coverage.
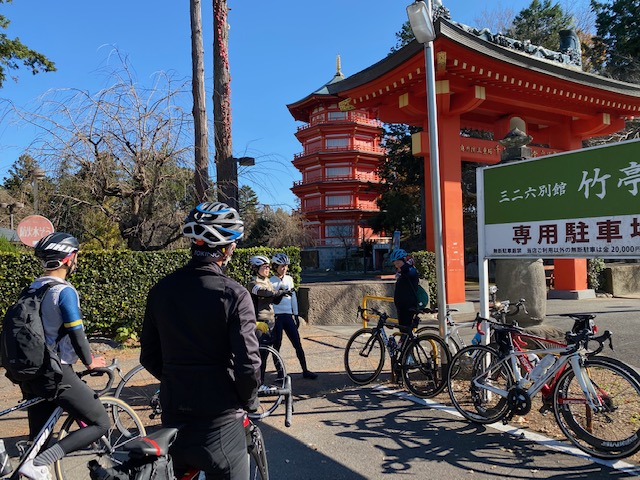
[603,263,640,297]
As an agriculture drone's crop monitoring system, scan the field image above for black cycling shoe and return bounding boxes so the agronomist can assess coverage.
[302,370,318,380]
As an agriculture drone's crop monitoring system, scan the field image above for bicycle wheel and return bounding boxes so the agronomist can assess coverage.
[247,421,269,480]
[552,356,640,459]
[416,325,461,355]
[344,328,385,385]
[401,333,451,398]
[447,345,514,424]
[113,363,162,430]
[252,345,287,419]
[55,396,146,480]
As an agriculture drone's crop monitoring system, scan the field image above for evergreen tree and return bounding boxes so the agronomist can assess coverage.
[590,0,640,82]
[507,0,574,50]
[370,123,423,238]
[0,1,55,86]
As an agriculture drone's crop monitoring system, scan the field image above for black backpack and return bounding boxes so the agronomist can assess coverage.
[0,282,63,383]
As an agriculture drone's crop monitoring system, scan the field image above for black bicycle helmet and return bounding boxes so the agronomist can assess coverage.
[34,232,80,270]
[183,202,244,247]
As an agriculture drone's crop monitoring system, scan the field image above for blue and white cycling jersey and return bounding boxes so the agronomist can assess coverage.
[30,276,86,365]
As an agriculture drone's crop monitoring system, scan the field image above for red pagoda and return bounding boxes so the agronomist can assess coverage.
[288,57,388,270]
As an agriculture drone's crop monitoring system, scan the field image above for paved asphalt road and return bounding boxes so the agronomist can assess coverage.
[258,291,640,479]
[1,289,639,479]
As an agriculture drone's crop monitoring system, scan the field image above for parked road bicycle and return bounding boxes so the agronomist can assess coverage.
[447,314,640,459]
[114,344,291,427]
[344,306,451,398]
[0,360,145,480]
[111,345,293,480]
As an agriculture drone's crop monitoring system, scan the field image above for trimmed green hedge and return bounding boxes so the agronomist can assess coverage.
[0,247,300,341]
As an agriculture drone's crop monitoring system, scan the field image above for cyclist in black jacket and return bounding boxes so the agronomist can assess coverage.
[141,202,261,480]
[390,248,419,336]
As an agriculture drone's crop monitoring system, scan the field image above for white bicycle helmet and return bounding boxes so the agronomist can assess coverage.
[250,255,270,274]
[182,202,244,247]
[271,253,290,266]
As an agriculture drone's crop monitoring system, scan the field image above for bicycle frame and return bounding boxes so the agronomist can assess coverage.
[3,361,122,480]
[473,343,608,414]
[1,399,64,479]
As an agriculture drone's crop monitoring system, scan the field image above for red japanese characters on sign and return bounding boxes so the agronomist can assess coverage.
[17,215,55,247]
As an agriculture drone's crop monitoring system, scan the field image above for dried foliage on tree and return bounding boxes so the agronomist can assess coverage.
[14,52,196,250]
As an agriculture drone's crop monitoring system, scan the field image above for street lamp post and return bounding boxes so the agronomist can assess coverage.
[406,0,448,337]
[359,219,368,274]
[0,202,25,230]
[31,167,45,215]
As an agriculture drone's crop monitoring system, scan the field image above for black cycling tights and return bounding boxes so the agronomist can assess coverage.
[273,313,309,372]
[24,364,110,454]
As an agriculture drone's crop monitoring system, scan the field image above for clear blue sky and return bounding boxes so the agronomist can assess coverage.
[0,0,589,210]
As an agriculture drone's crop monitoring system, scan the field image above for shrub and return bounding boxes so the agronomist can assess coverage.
[410,250,437,305]
[0,246,301,340]
[587,258,605,291]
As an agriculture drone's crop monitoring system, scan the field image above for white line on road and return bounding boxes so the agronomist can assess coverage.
[373,384,640,477]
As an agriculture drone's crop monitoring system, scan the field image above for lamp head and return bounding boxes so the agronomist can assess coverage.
[407,1,436,44]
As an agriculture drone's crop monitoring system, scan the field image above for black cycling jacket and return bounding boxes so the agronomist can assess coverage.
[394,262,419,318]
[140,258,261,423]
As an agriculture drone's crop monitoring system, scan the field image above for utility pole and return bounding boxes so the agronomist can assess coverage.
[213,0,237,210]
[191,0,210,202]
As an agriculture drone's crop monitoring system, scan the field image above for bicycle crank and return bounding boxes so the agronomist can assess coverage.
[506,387,532,417]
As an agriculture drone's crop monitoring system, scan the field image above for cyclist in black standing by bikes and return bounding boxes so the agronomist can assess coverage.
[140,202,261,480]
[390,248,419,340]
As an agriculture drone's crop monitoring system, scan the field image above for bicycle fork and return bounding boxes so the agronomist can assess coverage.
[557,356,609,423]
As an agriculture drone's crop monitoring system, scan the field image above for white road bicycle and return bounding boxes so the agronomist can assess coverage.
[447,319,640,459]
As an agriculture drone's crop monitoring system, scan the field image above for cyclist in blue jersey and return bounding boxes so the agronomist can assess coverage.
[18,232,109,480]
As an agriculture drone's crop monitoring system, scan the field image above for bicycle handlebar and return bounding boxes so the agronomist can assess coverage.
[252,375,294,428]
[78,359,120,396]
[565,329,613,356]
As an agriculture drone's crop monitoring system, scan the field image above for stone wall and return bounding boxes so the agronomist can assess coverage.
[298,281,394,325]
[298,279,430,325]
[603,263,640,297]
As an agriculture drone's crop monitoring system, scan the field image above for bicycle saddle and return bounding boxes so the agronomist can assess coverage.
[124,428,179,458]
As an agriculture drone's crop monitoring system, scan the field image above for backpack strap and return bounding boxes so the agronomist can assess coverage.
[33,279,69,347]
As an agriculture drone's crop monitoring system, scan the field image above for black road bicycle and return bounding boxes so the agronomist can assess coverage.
[344,306,451,398]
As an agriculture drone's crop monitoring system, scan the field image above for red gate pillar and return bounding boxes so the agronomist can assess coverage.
[415,113,467,306]
[546,122,591,296]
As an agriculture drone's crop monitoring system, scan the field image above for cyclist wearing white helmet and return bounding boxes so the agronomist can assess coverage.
[270,253,317,380]
[248,255,288,329]
[141,201,261,479]
[390,248,420,335]
[248,254,289,385]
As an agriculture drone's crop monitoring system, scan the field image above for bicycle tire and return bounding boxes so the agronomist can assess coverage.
[113,363,162,430]
[552,356,640,459]
[247,421,269,480]
[54,396,146,480]
[252,345,288,419]
[447,345,514,424]
[416,325,462,355]
[401,333,451,398]
[344,328,385,385]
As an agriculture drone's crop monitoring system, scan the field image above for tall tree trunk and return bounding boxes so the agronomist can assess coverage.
[191,0,209,202]
[213,0,237,209]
